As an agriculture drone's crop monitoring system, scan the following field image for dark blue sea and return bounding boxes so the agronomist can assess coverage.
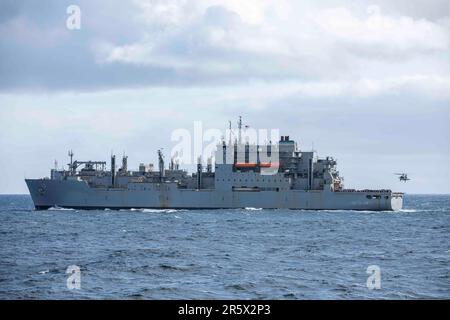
[0,194,448,299]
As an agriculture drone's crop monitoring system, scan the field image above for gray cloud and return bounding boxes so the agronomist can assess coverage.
[0,0,448,93]
[0,0,21,23]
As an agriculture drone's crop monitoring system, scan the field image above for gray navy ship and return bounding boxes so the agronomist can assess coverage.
[26,119,403,211]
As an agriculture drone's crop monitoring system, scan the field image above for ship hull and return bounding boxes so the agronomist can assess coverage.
[26,179,403,211]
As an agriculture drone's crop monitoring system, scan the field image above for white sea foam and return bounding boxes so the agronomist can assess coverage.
[48,206,74,211]
[245,207,263,211]
[142,209,180,213]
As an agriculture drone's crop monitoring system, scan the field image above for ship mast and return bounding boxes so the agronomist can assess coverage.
[158,149,165,181]
[68,150,74,174]
[228,120,232,145]
[238,116,242,144]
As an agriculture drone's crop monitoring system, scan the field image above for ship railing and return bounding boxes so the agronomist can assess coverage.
[337,189,393,193]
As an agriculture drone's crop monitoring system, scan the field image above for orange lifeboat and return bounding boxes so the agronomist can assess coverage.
[260,162,279,168]
[234,162,279,168]
[234,162,257,168]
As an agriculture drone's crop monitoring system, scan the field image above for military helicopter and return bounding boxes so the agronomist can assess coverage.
[395,173,410,182]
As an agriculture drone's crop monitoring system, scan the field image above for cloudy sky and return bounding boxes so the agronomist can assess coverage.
[0,0,449,194]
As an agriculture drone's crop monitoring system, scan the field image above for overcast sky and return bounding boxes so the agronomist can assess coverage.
[0,0,449,194]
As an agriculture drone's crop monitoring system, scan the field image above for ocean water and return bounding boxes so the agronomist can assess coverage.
[0,194,448,300]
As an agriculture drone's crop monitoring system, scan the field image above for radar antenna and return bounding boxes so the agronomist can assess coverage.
[68,150,74,173]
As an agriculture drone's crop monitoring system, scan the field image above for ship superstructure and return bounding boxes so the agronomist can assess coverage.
[26,119,403,211]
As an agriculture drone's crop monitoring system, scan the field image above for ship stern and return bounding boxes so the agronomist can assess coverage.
[390,193,404,211]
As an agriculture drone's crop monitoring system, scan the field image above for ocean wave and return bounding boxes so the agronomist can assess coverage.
[2,194,450,300]
[142,209,181,213]
[245,207,263,211]
[48,206,74,211]
[120,208,183,213]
